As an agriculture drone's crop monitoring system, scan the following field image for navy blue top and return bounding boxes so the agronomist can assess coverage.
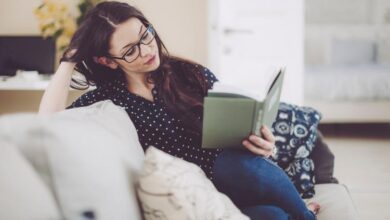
[67,60,223,178]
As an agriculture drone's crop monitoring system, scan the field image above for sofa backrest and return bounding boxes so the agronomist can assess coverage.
[0,100,145,220]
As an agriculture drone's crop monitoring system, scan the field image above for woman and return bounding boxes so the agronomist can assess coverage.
[39,2,320,219]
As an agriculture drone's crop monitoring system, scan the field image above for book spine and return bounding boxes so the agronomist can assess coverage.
[251,102,263,137]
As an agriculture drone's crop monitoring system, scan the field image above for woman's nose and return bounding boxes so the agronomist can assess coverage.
[140,44,152,57]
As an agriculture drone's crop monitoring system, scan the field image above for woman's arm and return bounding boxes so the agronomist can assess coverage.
[38,62,75,115]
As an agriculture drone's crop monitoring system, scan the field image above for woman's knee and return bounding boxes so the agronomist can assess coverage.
[213,149,287,186]
[212,149,293,205]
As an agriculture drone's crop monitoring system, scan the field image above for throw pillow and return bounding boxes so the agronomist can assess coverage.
[271,102,322,198]
[137,147,249,220]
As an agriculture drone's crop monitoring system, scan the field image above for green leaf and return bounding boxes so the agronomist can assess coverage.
[52,29,64,39]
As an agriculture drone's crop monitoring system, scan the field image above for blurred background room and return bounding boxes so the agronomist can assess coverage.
[0,0,389,219]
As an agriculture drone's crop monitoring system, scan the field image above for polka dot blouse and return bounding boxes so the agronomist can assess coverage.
[67,59,223,178]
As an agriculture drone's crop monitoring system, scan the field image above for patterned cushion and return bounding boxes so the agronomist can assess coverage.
[137,147,249,220]
[271,102,322,198]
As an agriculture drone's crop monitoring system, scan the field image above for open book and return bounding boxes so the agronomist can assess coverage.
[201,67,285,149]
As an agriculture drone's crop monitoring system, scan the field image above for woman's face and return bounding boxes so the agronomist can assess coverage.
[108,17,160,74]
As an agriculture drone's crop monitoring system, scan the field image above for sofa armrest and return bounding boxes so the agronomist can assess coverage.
[305,184,359,220]
[310,130,339,184]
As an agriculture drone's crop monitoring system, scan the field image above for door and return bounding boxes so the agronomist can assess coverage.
[208,0,304,105]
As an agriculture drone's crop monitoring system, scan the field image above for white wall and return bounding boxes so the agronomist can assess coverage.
[0,0,44,35]
[0,0,209,65]
[208,0,304,105]
[128,0,208,65]
[305,0,390,65]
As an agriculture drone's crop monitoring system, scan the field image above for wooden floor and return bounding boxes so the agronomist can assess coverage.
[320,124,390,220]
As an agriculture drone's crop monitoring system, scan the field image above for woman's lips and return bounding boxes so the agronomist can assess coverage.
[145,55,156,65]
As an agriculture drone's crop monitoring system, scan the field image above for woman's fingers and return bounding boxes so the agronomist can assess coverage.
[241,125,277,157]
[248,135,273,151]
[260,126,276,144]
[242,140,272,157]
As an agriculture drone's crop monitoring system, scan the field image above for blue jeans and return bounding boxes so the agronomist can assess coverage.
[212,149,316,220]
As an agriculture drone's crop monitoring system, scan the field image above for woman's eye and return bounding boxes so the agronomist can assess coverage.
[142,32,149,40]
[125,48,136,56]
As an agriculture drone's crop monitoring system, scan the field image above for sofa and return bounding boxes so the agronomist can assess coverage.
[0,100,359,220]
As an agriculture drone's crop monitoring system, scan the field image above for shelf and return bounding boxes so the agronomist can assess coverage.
[0,74,51,90]
[0,74,95,91]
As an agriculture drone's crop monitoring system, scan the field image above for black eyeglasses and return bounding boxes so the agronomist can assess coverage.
[109,25,156,63]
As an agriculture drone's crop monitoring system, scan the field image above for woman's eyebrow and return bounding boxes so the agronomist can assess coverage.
[120,26,144,52]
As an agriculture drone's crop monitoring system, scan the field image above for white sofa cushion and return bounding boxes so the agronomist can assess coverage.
[0,139,61,220]
[305,183,359,220]
[137,147,249,220]
[0,100,144,220]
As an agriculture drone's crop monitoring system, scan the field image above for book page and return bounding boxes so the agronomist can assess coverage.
[210,82,260,100]
[210,66,283,101]
[264,67,283,94]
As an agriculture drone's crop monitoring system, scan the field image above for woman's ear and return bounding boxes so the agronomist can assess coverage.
[94,56,119,69]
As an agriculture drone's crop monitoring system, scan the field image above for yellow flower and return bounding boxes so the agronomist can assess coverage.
[63,18,77,36]
[34,0,76,52]
[56,34,71,50]
[35,0,103,52]
[42,25,56,37]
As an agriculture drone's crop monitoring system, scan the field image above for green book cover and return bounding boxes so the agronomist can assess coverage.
[201,67,285,149]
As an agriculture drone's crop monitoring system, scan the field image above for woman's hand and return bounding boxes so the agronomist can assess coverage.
[60,48,77,64]
[242,125,276,157]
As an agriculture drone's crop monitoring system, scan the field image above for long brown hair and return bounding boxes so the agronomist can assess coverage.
[63,1,209,135]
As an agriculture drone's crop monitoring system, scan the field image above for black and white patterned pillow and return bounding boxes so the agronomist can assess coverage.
[271,102,322,199]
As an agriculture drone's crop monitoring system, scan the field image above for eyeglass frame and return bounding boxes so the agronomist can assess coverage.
[108,25,156,63]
